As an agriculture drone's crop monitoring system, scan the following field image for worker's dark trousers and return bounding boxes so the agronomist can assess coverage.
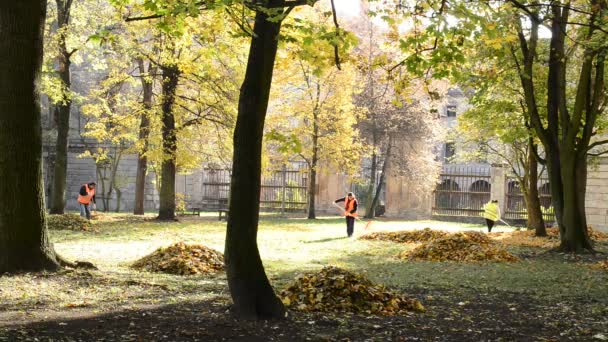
[346,216,355,237]
[486,219,495,232]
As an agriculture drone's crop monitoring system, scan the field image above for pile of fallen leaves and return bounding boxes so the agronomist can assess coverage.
[359,228,449,243]
[280,266,424,315]
[47,214,92,231]
[402,232,519,263]
[131,242,224,275]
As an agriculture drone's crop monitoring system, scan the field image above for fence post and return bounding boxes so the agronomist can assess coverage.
[281,165,287,216]
[490,164,507,214]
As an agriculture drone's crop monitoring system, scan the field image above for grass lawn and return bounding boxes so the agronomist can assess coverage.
[1,214,607,341]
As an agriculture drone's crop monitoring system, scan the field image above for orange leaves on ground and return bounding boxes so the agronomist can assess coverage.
[401,232,519,263]
[359,228,449,243]
[280,266,425,316]
[131,242,224,276]
[47,214,93,231]
[591,260,608,272]
[492,226,608,248]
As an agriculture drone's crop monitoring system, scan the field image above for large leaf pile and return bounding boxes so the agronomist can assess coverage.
[131,242,224,275]
[279,266,425,315]
[359,228,449,243]
[402,233,519,263]
[47,214,93,231]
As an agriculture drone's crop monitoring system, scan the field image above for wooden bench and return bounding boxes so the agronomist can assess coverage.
[218,209,229,221]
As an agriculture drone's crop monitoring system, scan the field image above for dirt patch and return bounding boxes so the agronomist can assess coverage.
[280,266,424,315]
[2,287,606,341]
[131,242,224,275]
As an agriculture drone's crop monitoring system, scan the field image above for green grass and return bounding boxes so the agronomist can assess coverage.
[1,214,607,325]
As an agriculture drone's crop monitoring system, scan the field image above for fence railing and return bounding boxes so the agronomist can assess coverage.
[199,166,309,212]
[504,175,555,222]
[432,167,491,217]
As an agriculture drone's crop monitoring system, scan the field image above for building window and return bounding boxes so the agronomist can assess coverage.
[447,105,457,117]
[445,143,455,162]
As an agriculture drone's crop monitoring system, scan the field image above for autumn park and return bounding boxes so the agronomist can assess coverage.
[1,0,608,341]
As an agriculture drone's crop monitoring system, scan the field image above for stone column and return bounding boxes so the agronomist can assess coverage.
[315,164,348,215]
[490,164,507,213]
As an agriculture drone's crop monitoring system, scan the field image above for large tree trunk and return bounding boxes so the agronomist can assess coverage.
[49,0,73,214]
[364,151,377,219]
[0,0,60,272]
[157,65,180,220]
[134,59,154,215]
[558,152,592,251]
[225,5,286,320]
[369,137,391,217]
[526,141,546,236]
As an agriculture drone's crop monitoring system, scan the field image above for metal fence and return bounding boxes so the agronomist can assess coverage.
[504,175,555,222]
[200,166,309,212]
[432,167,491,217]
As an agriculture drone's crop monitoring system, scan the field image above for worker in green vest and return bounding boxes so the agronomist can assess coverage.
[482,199,500,232]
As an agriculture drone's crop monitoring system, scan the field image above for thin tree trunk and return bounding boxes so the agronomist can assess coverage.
[225,4,286,319]
[49,0,73,214]
[0,0,60,272]
[526,141,546,236]
[307,85,320,220]
[364,151,377,219]
[134,59,154,215]
[157,65,180,220]
[369,137,391,217]
[307,138,318,219]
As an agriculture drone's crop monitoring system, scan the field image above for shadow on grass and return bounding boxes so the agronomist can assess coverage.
[302,236,350,244]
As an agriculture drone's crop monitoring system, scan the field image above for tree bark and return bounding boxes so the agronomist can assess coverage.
[225,4,286,320]
[307,118,318,219]
[157,65,180,220]
[0,0,60,272]
[526,141,546,236]
[364,147,377,219]
[49,0,74,214]
[307,83,321,219]
[369,137,391,217]
[134,59,154,215]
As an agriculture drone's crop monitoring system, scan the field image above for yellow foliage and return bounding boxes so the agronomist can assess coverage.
[280,266,424,316]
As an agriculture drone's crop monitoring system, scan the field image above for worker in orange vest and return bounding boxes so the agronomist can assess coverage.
[334,192,358,237]
[78,182,97,220]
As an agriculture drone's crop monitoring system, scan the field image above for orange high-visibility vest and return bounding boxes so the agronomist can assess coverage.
[344,198,358,217]
[78,184,95,204]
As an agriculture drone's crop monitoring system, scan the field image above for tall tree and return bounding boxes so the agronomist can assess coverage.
[134,58,155,215]
[157,63,180,220]
[389,0,608,252]
[268,44,361,219]
[48,0,75,214]
[0,0,60,272]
